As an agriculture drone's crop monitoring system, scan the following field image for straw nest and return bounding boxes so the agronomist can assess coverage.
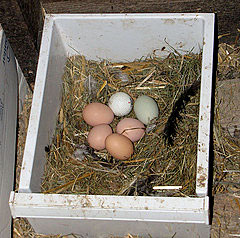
[41,49,202,197]
[14,42,240,237]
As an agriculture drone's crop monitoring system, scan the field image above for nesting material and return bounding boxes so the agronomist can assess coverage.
[217,43,240,138]
[41,51,203,196]
[15,92,32,192]
[212,43,240,195]
[14,43,240,238]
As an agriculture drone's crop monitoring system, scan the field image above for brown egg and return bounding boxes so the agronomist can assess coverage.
[105,133,133,160]
[116,118,145,142]
[87,124,112,150]
[83,102,114,126]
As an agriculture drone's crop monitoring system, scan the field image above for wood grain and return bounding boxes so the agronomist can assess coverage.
[17,0,42,50]
[1,0,239,84]
[40,0,240,44]
[0,0,38,84]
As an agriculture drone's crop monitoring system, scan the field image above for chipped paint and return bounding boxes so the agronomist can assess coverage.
[197,166,204,174]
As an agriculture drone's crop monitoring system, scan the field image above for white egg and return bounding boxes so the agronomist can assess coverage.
[108,92,133,116]
[134,95,159,125]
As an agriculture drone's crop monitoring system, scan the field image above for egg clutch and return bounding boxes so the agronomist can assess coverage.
[83,92,159,160]
[42,53,202,196]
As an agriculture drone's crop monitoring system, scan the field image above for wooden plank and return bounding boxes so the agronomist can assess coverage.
[217,79,240,137]
[40,0,240,44]
[16,0,42,50]
[0,0,38,85]
[1,0,239,85]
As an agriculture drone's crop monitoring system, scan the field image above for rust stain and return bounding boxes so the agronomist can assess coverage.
[80,195,92,208]
[197,174,207,187]
[164,19,175,25]
[197,166,204,173]
[177,41,185,48]
[100,200,105,208]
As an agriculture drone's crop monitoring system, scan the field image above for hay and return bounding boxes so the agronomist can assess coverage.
[212,103,240,194]
[14,42,240,237]
[212,43,240,195]
[41,50,202,197]
[15,91,33,192]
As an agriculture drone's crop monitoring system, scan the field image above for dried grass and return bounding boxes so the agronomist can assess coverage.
[15,91,33,191]
[41,50,202,197]
[212,43,240,195]
[14,42,240,237]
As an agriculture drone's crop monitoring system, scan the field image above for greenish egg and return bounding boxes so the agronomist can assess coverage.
[134,95,159,125]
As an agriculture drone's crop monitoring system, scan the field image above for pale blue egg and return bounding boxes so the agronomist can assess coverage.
[134,95,159,125]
